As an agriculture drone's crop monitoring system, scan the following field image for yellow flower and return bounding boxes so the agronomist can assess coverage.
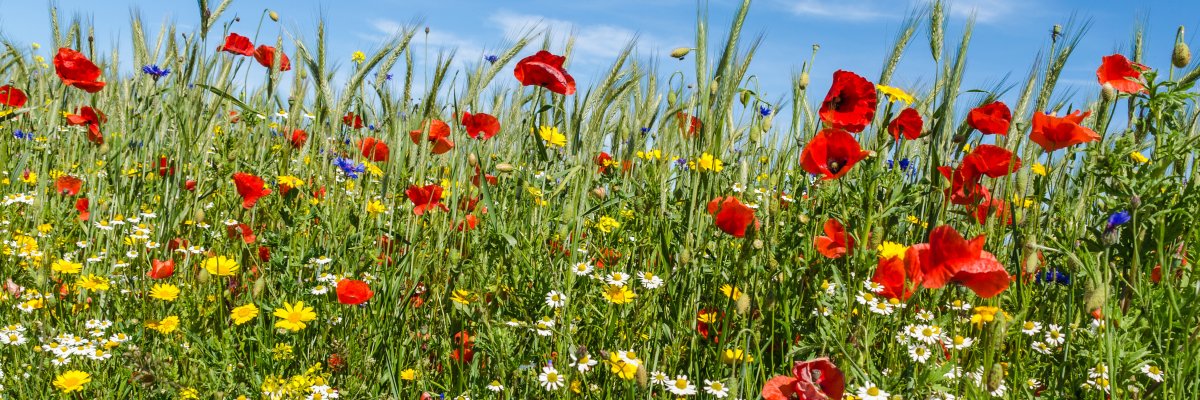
[149,283,180,301]
[231,303,260,325]
[877,242,909,260]
[1130,151,1149,164]
[606,351,640,380]
[273,301,317,331]
[278,175,304,188]
[147,315,180,334]
[76,275,110,291]
[20,171,37,185]
[366,200,387,215]
[53,370,91,393]
[696,152,724,172]
[719,284,743,300]
[1031,163,1047,176]
[697,309,720,323]
[399,369,417,381]
[364,162,384,177]
[602,284,636,304]
[970,306,1001,325]
[536,126,567,148]
[203,256,239,276]
[595,216,620,233]
[52,259,83,274]
[352,50,366,64]
[179,387,199,399]
[450,289,475,305]
[876,84,915,104]
[720,348,755,364]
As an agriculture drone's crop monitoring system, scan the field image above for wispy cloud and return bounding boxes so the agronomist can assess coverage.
[489,10,657,63]
[785,0,892,21]
[785,0,1026,23]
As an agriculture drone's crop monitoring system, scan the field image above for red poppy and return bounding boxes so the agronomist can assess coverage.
[336,279,374,305]
[594,152,615,174]
[938,165,991,206]
[157,156,175,177]
[253,45,291,71]
[219,33,255,56]
[905,225,1010,298]
[761,358,845,400]
[970,197,1011,225]
[185,180,197,191]
[65,106,106,145]
[677,112,703,138]
[887,108,923,140]
[75,198,90,221]
[961,144,1021,178]
[470,167,497,187]
[696,309,723,343]
[358,137,390,162]
[514,50,576,95]
[289,129,307,148]
[450,331,475,363]
[148,259,175,280]
[408,119,454,154]
[814,218,853,259]
[706,196,759,238]
[872,255,913,301]
[54,176,83,196]
[800,128,870,180]
[226,223,256,244]
[53,48,106,93]
[819,70,877,133]
[258,246,271,262]
[232,172,272,209]
[1029,110,1100,152]
[456,214,479,232]
[0,85,27,108]
[406,184,449,216]
[966,101,1012,135]
[461,112,500,140]
[342,112,364,129]
[1097,54,1146,94]
[167,238,190,252]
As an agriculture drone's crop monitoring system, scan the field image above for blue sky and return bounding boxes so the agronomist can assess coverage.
[1,0,1198,110]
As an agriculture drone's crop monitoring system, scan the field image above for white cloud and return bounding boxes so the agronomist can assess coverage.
[367,19,484,58]
[787,0,889,21]
[785,0,1025,24]
[489,10,658,63]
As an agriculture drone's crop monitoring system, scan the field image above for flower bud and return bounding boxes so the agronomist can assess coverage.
[590,187,607,199]
[667,91,677,107]
[735,291,751,314]
[798,71,810,90]
[268,10,279,22]
[495,163,514,172]
[1174,42,1191,68]
[669,47,691,60]
[467,153,479,167]
[1101,83,1116,102]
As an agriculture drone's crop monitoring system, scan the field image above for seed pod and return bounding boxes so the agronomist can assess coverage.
[760,115,773,131]
[495,163,514,172]
[669,47,691,59]
[197,268,211,284]
[798,71,810,90]
[1083,277,1108,312]
[268,10,279,22]
[986,362,1005,392]
[739,90,752,107]
[193,208,205,223]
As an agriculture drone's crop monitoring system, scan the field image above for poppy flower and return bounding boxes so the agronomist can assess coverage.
[470,167,497,187]
[157,156,175,177]
[514,50,576,95]
[938,165,992,206]
[253,45,291,71]
[408,119,454,154]
[800,128,870,180]
[0,85,27,108]
[456,214,479,232]
[970,198,1011,225]
[676,112,703,138]
[814,218,853,259]
[65,106,106,145]
[358,137,390,162]
[961,144,1021,178]
[336,279,374,305]
[905,225,1010,298]
[342,112,364,129]
[185,180,197,191]
[706,196,760,238]
[818,70,877,133]
[450,331,475,363]
[289,129,307,148]
[75,198,90,221]
[594,152,615,174]
[887,108,923,140]
[226,223,256,244]
[1097,54,1146,94]
[696,309,723,343]
[232,172,272,209]
[219,33,255,56]
[148,259,175,280]
[54,176,83,196]
[1029,110,1100,152]
[966,102,1012,135]
[406,184,449,216]
[53,48,106,92]
[258,246,271,263]
[872,255,913,301]
[761,358,845,400]
[167,238,190,252]
[461,112,500,140]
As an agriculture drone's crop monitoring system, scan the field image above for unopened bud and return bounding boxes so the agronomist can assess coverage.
[1174,42,1191,68]
[735,292,751,314]
[1130,195,1141,209]
[424,27,430,34]
[669,47,691,60]
[467,153,479,167]
[635,364,649,388]
[667,91,677,107]
[1101,83,1116,102]
[798,71,810,90]
[495,163,514,172]
[590,187,607,199]
[268,10,279,22]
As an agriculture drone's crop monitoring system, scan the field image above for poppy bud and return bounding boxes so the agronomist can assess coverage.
[197,268,211,284]
[735,291,751,315]
[268,10,279,22]
[798,214,810,224]
[1083,277,1108,311]
[495,163,514,172]
[635,363,648,388]
[1130,195,1141,209]
[253,276,265,297]
[985,363,1005,392]
[467,153,478,167]
[1023,251,1040,275]
[739,90,751,107]
[798,71,810,90]
[677,250,691,264]
[1174,43,1191,68]
[667,91,677,107]
[194,208,205,223]
[185,179,197,191]
[760,116,772,131]
[1101,83,1116,102]
[669,47,691,60]
[590,187,606,199]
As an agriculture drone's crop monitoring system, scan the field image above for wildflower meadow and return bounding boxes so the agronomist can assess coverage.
[0,0,1197,399]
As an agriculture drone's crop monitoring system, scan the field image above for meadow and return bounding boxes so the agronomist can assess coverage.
[0,0,1197,398]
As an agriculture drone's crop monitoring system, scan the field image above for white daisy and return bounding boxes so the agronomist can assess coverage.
[569,353,598,373]
[639,271,664,289]
[1020,320,1042,335]
[572,262,593,276]
[856,382,889,400]
[544,291,567,308]
[667,375,697,396]
[1141,364,1164,382]
[605,272,630,287]
[537,366,564,391]
[486,380,504,392]
[908,344,932,363]
[703,379,730,398]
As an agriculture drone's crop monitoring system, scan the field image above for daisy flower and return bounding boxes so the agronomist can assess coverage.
[908,344,932,363]
[605,271,630,287]
[1020,320,1042,336]
[572,262,593,276]
[703,379,730,398]
[667,375,697,396]
[1141,364,1164,382]
[639,271,664,289]
[538,366,564,391]
[856,382,889,400]
[544,291,567,308]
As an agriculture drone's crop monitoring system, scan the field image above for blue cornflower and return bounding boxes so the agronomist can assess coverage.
[484,55,499,64]
[141,64,171,80]
[1105,210,1131,232]
[368,124,376,131]
[640,127,650,134]
[13,129,32,140]
[898,158,910,171]
[385,73,394,81]
[674,158,689,170]
[334,157,366,179]
[759,105,772,117]
[1036,269,1071,285]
